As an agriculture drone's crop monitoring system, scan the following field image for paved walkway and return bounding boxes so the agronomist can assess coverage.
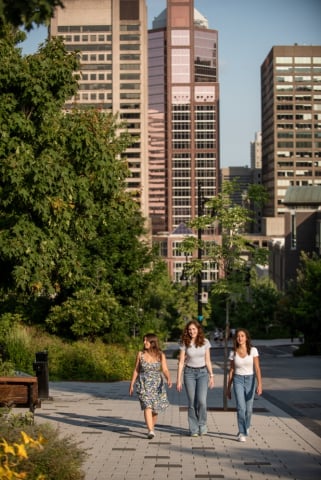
[34,354,321,480]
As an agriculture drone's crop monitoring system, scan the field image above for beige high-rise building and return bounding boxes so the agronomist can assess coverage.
[261,45,321,220]
[50,0,149,219]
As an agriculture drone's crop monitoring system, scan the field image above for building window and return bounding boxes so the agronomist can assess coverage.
[120,0,139,20]
[120,44,140,50]
[120,83,140,90]
[171,49,190,83]
[120,54,140,61]
[120,34,140,41]
[276,57,292,64]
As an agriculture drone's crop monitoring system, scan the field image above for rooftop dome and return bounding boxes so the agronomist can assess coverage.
[152,8,208,29]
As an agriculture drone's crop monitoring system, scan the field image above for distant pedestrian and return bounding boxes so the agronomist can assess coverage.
[226,328,262,442]
[176,320,214,436]
[129,333,172,439]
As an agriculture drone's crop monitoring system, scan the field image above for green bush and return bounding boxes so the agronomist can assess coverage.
[6,325,34,373]
[0,359,15,376]
[51,340,136,381]
[0,324,137,381]
[0,410,87,480]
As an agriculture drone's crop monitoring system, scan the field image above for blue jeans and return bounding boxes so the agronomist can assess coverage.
[184,366,208,435]
[233,374,256,435]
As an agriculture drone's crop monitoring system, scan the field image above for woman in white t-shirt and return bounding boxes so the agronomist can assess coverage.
[177,321,214,436]
[226,328,262,442]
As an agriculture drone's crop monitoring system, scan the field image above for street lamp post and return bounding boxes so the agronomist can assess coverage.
[223,297,230,410]
[180,253,189,287]
[197,181,203,323]
[180,182,204,322]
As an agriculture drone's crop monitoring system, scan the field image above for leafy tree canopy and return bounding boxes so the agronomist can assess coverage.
[282,252,321,348]
[0,30,159,341]
[0,0,63,31]
[180,180,269,292]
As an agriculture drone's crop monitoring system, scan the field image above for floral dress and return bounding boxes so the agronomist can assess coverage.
[135,352,169,413]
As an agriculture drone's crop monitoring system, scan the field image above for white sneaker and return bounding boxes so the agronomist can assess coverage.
[147,431,155,439]
[238,433,246,442]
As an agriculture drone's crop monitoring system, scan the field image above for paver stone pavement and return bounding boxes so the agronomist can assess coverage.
[33,355,321,480]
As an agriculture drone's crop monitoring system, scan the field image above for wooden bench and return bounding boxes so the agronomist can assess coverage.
[0,376,41,412]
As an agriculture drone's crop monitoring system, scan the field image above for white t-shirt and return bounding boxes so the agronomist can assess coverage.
[180,338,211,368]
[228,347,259,375]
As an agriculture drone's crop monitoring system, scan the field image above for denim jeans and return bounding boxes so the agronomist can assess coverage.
[184,366,208,435]
[233,374,256,435]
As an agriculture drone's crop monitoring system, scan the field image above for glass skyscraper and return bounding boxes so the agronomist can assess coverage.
[148,0,220,283]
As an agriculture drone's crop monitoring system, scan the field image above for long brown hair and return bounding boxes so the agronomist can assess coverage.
[181,321,206,348]
[233,328,252,355]
[143,333,162,358]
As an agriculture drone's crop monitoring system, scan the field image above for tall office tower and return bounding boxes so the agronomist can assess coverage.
[261,45,321,220]
[50,0,149,219]
[148,0,220,283]
[221,166,254,207]
[249,132,263,233]
[250,131,262,169]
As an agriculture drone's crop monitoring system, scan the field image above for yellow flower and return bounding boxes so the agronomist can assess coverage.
[13,443,28,459]
[20,431,45,450]
[20,431,32,445]
[0,464,27,479]
[0,438,15,455]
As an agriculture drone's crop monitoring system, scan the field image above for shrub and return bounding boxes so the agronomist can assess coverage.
[0,430,45,480]
[6,326,34,373]
[0,324,137,381]
[0,410,87,480]
[0,359,15,376]
[51,340,136,381]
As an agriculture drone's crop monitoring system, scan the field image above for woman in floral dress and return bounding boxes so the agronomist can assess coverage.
[129,333,172,439]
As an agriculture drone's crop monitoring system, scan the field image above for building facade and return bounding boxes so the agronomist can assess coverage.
[269,186,321,290]
[261,45,321,220]
[148,0,220,284]
[50,0,149,219]
[221,165,263,233]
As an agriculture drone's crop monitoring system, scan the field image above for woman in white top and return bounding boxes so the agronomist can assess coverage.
[227,328,262,442]
[177,320,214,436]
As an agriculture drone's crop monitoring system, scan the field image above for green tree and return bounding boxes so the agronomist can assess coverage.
[247,278,281,335]
[0,0,63,30]
[229,277,280,335]
[281,252,321,353]
[0,34,79,296]
[181,180,269,314]
[0,31,156,342]
[138,259,177,339]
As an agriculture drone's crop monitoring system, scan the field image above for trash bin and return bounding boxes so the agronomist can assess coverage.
[33,351,49,399]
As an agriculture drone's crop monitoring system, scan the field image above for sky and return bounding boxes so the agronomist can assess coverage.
[20,0,321,168]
